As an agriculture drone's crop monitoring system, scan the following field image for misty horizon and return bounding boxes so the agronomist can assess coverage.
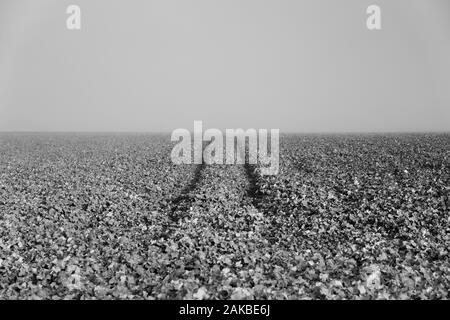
[1,0,449,132]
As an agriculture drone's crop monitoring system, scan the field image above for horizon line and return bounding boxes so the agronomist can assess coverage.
[0,130,449,135]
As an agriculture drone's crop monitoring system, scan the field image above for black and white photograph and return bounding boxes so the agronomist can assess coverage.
[0,0,449,311]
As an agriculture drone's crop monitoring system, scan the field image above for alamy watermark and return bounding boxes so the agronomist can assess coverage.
[366,5,381,30]
[66,5,81,30]
[171,121,279,176]
[65,4,381,31]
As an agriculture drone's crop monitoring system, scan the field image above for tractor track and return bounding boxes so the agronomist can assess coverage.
[168,162,205,222]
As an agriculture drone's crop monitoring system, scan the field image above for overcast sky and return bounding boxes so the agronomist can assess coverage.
[0,0,449,132]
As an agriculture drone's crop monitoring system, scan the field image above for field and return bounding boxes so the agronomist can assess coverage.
[0,133,448,299]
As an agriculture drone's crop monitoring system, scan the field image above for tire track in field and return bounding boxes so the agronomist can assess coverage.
[167,141,211,222]
[152,164,267,298]
[168,162,205,222]
[243,163,264,209]
[148,141,311,298]
[150,162,307,299]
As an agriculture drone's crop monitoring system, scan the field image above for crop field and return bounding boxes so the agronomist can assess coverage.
[0,133,448,299]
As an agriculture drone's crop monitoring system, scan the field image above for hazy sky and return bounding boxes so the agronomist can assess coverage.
[0,0,449,132]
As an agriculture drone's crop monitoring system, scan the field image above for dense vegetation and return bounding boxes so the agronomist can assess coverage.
[0,133,448,299]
